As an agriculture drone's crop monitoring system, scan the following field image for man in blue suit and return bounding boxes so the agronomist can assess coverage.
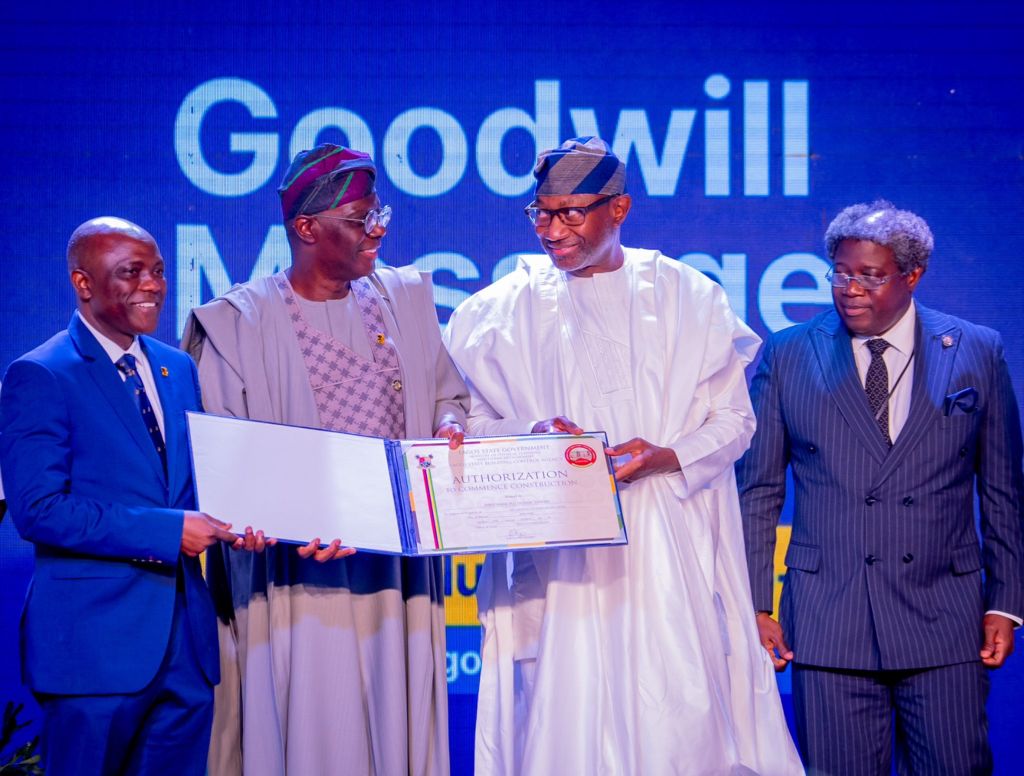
[739,200,1024,775]
[0,217,246,775]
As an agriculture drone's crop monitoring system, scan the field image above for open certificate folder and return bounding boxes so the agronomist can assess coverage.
[186,412,627,556]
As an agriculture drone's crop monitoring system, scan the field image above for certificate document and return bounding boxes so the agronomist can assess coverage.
[401,434,625,553]
[187,412,626,556]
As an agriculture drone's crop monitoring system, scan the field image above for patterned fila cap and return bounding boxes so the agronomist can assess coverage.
[278,143,376,220]
[533,136,626,197]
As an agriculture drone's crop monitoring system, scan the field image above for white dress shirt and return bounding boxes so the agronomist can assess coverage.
[851,300,916,442]
[80,315,166,436]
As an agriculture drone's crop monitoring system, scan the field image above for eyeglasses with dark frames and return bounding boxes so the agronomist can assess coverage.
[524,194,619,227]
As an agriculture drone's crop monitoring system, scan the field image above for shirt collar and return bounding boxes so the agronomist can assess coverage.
[852,299,916,356]
[78,314,145,365]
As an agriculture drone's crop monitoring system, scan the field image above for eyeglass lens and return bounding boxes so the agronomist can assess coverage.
[828,271,885,290]
[366,206,391,233]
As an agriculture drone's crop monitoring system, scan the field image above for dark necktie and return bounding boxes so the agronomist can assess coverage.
[116,353,167,474]
[865,338,892,446]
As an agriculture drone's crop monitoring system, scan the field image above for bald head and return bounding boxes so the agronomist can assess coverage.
[67,217,156,273]
[67,216,167,349]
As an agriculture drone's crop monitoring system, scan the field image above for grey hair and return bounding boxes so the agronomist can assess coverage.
[824,200,934,274]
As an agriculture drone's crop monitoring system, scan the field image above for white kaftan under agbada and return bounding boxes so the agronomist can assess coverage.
[444,249,803,776]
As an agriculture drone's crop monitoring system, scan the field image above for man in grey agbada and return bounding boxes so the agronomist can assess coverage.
[182,144,468,775]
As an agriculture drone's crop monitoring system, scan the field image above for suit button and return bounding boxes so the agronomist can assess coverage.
[865,555,877,565]
[808,444,817,453]
[902,496,914,506]
[865,496,878,506]
[902,553,914,563]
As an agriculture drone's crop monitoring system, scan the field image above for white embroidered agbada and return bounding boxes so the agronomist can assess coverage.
[444,248,803,776]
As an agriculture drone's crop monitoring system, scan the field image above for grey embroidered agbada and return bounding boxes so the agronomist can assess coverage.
[182,267,467,776]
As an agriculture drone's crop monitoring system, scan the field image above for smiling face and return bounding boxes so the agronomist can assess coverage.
[532,193,631,276]
[832,238,923,337]
[307,193,386,284]
[71,232,166,349]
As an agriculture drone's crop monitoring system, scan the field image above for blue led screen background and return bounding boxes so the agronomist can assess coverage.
[1,3,1022,773]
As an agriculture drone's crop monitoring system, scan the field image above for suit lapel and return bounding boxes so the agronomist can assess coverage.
[142,338,177,491]
[69,313,168,487]
[873,305,959,486]
[811,313,889,464]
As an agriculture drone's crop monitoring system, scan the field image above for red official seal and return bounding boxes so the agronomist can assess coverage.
[565,444,598,467]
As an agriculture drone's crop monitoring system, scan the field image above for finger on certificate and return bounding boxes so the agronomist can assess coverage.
[612,455,644,482]
[605,437,646,457]
[314,539,357,562]
[435,420,465,449]
[531,416,584,435]
[297,538,322,559]
[239,526,257,551]
[181,512,237,556]
[241,527,275,553]
[553,416,584,434]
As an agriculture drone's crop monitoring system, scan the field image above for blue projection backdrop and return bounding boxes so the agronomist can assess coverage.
[1,4,1022,773]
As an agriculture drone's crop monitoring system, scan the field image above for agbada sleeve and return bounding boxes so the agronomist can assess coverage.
[181,306,250,418]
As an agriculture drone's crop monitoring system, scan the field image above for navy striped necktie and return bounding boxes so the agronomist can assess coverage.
[116,353,167,474]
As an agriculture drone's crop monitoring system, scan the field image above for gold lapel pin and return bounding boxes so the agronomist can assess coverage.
[160,366,169,377]
[376,333,386,345]
[941,335,954,348]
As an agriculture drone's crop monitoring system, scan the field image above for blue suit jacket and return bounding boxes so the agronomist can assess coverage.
[0,312,219,695]
[739,304,1024,671]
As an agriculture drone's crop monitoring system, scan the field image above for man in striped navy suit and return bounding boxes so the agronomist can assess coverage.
[738,200,1024,775]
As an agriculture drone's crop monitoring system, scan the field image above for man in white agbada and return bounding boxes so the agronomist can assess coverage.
[444,137,803,775]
